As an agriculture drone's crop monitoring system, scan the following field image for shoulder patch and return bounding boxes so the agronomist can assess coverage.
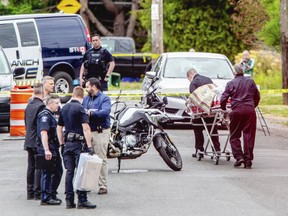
[41,116,48,123]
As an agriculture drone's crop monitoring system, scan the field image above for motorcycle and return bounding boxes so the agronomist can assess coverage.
[107,91,183,172]
[141,76,190,125]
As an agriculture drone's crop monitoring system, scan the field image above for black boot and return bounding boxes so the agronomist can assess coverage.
[66,200,76,209]
[77,201,97,209]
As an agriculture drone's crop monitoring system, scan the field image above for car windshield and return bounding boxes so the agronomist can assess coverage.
[163,57,234,79]
[0,50,11,75]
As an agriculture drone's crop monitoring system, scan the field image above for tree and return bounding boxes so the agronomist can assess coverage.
[230,0,269,47]
[137,0,269,60]
[281,0,288,105]
[80,0,140,37]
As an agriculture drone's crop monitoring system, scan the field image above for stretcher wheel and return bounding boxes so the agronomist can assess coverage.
[225,152,231,161]
[214,156,219,165]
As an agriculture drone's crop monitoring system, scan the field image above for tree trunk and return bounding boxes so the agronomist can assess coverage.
[281,0,288,105]
[85,7,113,36]
[80,0,90,35]
[114,10,125,36]
[126,0,139,37]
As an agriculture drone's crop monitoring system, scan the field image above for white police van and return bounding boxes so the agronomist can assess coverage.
[0,13,91,102]
[0,46,25,128]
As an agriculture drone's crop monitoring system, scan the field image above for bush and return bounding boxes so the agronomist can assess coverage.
[234,50,282,89]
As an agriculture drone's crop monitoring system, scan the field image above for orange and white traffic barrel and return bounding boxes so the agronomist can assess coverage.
[10,86,33,136]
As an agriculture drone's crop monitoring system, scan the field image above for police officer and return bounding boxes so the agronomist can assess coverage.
[57,86,96,209]
[220,64,260,169]
[41,75,63,202]
[24,83,45,200]
[82,78,111,195]
[79,33,115,91]
[186,68,221,157]
[36,95,62,205]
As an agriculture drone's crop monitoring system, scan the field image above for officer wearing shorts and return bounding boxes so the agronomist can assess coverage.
[79,33,115,91]
[57,86,96,209]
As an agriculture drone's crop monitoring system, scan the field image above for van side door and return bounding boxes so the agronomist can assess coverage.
[0,19,42,84]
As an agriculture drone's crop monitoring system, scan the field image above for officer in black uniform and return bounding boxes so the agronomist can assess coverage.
[57,86,96,209]
[36,95,62,206]
[79,33,115,91]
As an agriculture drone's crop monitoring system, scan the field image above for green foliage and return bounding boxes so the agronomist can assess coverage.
[258,0,280,51]
[230,0,269,46]
[138,0,245,60]
[235,50,282,89]
[0,0,47,15]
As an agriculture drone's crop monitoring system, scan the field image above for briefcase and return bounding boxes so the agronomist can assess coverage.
[35,155,58,172]
[74,153,103,191]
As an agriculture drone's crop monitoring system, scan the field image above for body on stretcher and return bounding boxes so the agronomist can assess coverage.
[186,102,232,165]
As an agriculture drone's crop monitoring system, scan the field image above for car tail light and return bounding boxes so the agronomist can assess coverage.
[85,27,90,42]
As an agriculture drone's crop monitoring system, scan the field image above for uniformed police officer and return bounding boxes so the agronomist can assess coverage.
[82,78,111,195]
[79,33,115,91]
[36,95,62,205]
[220,64,260,169]
[57,86,96,209]
[41,75,63,202]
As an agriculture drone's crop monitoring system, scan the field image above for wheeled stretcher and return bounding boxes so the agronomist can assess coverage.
[188,106,232,165]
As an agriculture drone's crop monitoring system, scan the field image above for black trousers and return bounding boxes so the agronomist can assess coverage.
[50,150,63,198]
[26,148,41,198]
[38,147,63,200]
[63,141,87,203]
[192,117,221,151]
[229,106,256,162]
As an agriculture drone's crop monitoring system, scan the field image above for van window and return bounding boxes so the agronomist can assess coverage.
[36,18,85,47]
[0,23,18,48]
[0,49,11,74]
[17,22,39,47]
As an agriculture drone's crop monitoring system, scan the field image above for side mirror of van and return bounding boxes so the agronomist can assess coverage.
[13,67,25,78]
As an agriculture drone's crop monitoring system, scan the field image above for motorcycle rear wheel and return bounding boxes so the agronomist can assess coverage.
[155,134,182,171]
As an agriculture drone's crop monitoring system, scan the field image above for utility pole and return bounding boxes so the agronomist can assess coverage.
[281,0,288,105]
[151,0,163,57]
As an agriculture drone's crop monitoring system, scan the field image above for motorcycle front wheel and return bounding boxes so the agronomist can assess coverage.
[154,134,182,171]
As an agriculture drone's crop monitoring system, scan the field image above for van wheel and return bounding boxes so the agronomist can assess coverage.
[53,71,72,103]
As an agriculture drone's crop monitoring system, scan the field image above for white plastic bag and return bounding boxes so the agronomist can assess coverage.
[74,153,103,191]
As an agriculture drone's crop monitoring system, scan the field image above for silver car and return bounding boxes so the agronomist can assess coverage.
[142,52,235,124]
[143,52,234,92]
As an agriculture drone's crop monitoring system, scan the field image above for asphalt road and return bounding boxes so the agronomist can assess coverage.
[0,126,288,216]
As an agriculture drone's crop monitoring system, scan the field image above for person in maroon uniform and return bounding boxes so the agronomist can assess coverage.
[220,64,260,169]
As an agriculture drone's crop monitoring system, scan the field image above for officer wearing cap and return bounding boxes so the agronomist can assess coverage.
[57,86,96,209]
[36,95,61,206]
[79,33,115,91]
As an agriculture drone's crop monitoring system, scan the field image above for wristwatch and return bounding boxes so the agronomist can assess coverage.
[105,75,109,78]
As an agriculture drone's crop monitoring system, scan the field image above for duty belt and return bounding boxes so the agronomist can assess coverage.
[66,132,84,142]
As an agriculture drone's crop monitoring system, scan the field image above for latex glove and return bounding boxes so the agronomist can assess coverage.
[87,147,94,155]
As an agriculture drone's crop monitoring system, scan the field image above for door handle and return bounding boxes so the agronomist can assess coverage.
[16,50,20,59]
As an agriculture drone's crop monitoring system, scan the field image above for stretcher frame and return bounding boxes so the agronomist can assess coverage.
[188,107,232,165]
